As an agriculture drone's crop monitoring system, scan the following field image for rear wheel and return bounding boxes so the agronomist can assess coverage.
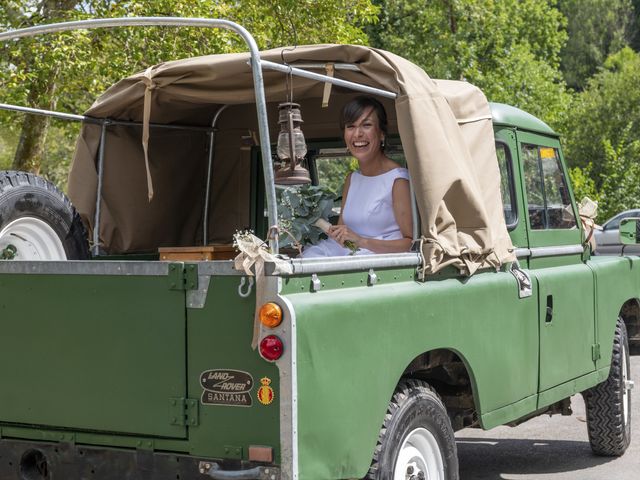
[367,379,458,480]
[583,317,632,456]
[0,171,89,260]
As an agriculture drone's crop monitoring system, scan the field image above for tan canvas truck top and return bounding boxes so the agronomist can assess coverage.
[68,44,515,275]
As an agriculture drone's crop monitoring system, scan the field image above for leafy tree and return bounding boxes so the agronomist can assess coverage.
[561,47,640,175]
[0,0,83,173]
[368,0,570,126]
[568,164,599,207]
[562,47,640,221]
[557,0,635,90]
[0,0,379,179]
[596,126,640,221]
[571,124,640,222]
[633,0,640,50]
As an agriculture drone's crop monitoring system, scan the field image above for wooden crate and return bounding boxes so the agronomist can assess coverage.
[158,245,236,261]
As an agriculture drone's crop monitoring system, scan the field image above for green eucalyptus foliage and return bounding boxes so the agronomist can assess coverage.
[276,184,337,247]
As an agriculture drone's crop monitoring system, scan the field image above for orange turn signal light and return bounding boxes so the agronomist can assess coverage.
[259,302,283,328]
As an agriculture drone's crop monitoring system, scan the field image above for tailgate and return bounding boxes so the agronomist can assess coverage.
[0,261,187,439]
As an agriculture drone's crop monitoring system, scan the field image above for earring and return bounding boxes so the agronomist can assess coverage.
[381,138,385,149]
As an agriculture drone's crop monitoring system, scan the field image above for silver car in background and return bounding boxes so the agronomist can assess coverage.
[594,209,640,255]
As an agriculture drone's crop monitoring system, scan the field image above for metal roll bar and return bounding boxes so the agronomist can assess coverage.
[0,16,404,255]
[0,17,280,252]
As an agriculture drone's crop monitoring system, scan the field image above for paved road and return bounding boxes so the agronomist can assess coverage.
[456,355,639,480]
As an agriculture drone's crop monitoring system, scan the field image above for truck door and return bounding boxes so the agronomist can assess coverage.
[516,131,596,395]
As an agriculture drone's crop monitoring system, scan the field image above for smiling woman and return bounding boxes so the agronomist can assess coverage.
[302,96,413,257]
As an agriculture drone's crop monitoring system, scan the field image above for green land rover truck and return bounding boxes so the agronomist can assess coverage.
[0,17,635,480]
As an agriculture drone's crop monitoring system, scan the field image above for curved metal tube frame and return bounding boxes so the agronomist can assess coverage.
[0,17,280,252]
[0,17,409,255]
[204,105,230,245]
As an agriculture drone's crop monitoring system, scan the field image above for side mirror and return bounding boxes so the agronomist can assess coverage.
[619,218,640,244]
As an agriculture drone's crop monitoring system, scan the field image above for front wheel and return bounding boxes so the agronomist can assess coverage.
[367,379,458,480]
[583,317,632,456]
[0,171,89,260]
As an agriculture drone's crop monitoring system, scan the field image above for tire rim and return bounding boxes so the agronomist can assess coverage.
[394,427,444,480]
[622,341,630,427]
[0,217,66,260]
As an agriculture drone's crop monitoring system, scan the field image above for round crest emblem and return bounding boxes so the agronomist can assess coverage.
[257,377,274,405]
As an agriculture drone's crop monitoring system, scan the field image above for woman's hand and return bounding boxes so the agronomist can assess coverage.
[328,224,363,249]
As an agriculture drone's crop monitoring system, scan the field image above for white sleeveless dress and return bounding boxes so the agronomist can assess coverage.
[302,168,410,257]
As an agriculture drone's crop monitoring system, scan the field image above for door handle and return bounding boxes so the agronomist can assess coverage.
[545,294,553,323]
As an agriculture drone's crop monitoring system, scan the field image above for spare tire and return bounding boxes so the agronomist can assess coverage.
[0,171,90,260]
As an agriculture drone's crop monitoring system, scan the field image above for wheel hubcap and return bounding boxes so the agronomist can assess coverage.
[394,428,444,480]
[0,217,66,260]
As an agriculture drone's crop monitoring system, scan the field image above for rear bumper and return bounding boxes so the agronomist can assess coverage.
[0,438,279,480]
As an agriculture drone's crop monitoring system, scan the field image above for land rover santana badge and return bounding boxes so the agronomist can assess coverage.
[200,369,254,407]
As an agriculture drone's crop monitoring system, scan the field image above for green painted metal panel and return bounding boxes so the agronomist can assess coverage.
[186,276,280,460]
[494,126,528,251]
[532,264,595,393]
[0,273,186,438]
[481,394,538,430]
[287,269,539,479]
[537,368,608,409]
[588,255,640,370]
[490,102,557,136]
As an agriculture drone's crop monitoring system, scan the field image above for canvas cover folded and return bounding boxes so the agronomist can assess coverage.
[68,44,515,274]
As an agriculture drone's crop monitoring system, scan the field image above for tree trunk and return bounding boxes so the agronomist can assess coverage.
[11,0,79,173]
[12,80,57,173]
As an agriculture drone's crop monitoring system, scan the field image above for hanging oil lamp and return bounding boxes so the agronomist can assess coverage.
[274,102,311,185]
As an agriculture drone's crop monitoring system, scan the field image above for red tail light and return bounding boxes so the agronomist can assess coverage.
[259,335,284,361]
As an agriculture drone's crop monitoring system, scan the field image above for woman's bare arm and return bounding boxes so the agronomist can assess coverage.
[337,172,352,226]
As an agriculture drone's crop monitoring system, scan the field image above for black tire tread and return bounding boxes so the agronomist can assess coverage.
[0,170,90,259]
[367,378,458,480]
[583,318,631,456]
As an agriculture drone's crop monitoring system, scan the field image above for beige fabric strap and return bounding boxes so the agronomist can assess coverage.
[321,63,334,108]
[578,197,599,251]
[456,115,493,124]
[233,233,293,348]
[141,66,156,201]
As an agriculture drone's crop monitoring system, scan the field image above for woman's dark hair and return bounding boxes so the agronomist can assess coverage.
[339,96,388,138]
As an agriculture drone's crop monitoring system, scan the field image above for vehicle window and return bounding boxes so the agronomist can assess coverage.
[605,215,624,231]
[313,145,406,195]
[522,145,545,229]
[496,142,517,228]
[522,143,576,230]
[315,152,358,195]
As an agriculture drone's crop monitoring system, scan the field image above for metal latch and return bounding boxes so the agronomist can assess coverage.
[169,398,199,426]
[509,262,532,298]
[311,273,322,292]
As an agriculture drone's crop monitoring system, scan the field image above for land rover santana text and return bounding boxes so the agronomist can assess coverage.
[0,17,635,480]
